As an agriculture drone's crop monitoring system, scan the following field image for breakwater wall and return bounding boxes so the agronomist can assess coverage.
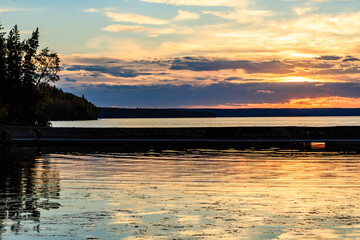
[1,126,360,147]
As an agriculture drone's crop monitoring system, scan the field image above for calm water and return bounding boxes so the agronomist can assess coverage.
[52,116,360,128]
[1,147,360,239]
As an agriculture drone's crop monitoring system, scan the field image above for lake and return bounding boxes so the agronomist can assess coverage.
[1,147,360,239]
[51,116,360,128]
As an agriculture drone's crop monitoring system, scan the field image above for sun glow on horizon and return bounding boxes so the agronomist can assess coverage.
[281,76,319,83]
[185,97,360,109]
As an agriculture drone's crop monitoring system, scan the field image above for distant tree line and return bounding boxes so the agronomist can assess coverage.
[42,85,98,121]
[0,24,98,126]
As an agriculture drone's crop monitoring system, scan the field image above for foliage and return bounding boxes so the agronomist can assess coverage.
[0,24,98,126]
[40,84,99,121]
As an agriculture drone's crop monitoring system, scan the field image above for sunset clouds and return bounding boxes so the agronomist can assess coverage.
[2,0,360,107]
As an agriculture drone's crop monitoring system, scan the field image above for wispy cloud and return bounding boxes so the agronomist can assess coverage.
[316,56,342,61]
[64,64,153,78]
[142,0,271,24]
[293,7,316,16]
[343,57,360,62]
[105,12,168,25]
[0,8,23,12]
[103,25,147,33]
[203,9,273,23]
[293,12,360,35]
[174,10,200,21]
[140,0,249,7]
[103,24,193,37]
[83,8,98,13]
[61,54,360,86]
[170,59,295,74]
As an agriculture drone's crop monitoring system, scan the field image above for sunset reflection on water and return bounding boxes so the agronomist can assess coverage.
[1,149,360,239]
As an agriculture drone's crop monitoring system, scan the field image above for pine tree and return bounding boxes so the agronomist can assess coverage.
[21,28,40,125]
[0,23,97,126]
[35,47,60,86]
[23,28,39,86]
[0,24,7,120]
[6,25,23,124]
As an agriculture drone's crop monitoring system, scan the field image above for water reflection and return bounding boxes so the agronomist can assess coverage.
[2,147,360,239]
[51,116,360,128]
[0,147,60,237]
[48,149,360,239]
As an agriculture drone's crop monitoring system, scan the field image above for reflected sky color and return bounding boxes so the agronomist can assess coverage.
[1,0,360,107]
[2,149,360,239]
[51,116,360,128]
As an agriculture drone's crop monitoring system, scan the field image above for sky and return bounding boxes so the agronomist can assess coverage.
[1,0,360,108]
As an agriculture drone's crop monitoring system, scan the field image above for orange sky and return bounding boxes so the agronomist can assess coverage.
[186,97,360,109]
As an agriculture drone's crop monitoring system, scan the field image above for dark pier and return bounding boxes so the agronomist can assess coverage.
[1,126,360,150]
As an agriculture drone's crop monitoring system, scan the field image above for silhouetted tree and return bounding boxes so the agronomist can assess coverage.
[0,25,7,119]
[0,25,55,125]
[35,47,60,86]
[21,28,41,124]
[5,25,23,124]
[0,24,97,126]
